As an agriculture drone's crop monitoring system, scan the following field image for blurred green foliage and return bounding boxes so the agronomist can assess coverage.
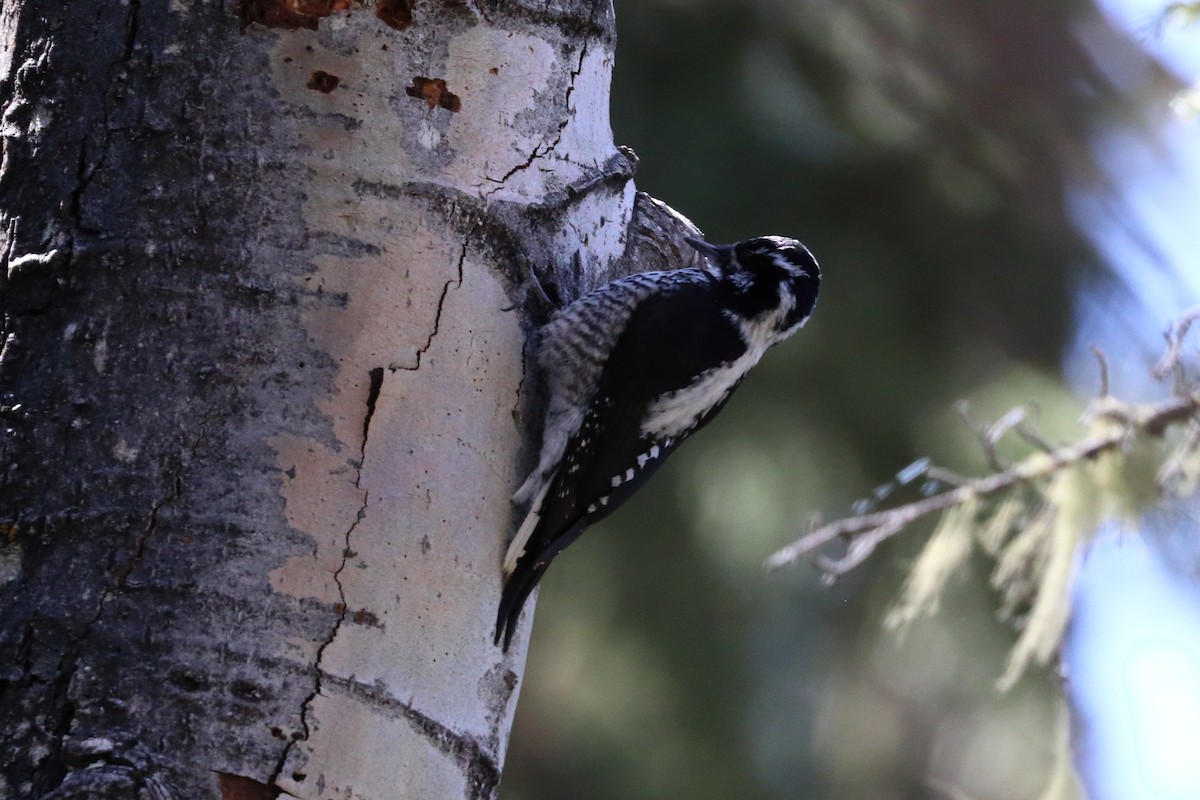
[502,2,1175,798]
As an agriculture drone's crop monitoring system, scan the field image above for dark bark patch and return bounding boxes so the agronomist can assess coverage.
[167,666,210,693]
[217,772,280,800]
[239,0,351,31]
[405,77,462,112]
[351,607,383,628]
[375,0,416,30]
[306,70,340,93]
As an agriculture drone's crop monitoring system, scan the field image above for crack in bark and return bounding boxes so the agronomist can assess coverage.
[481,34,590,196]
[68,135,100,238]
[13,401,216,792]
[362,366,384,459]
[267,232,487,793]
[114,410,215,587]
[72,0,142,236]
[514,343,528,412]
[113,493,171,589]
[482,140,557,193]
[271,235,467,786]
[32,3,179,735]
[30,506,161,790]
[270,369,383,788]
[269,488,363,788]
[392,241,467,373]
[122,0,142,63]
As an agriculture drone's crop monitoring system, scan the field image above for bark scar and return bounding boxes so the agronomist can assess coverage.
[405,76,461,111]
[318,673,501,800]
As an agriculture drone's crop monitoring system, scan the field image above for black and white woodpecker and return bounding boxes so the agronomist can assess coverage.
[496,235,821,651]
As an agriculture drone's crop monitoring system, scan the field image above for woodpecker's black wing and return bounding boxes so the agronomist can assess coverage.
[496,272,748,649]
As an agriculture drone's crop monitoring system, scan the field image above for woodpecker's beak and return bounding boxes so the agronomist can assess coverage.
[684,236,731,269]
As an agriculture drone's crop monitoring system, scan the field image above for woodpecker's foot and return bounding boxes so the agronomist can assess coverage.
[500,246,559,314]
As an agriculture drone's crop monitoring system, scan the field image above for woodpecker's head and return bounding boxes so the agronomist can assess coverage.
[686,235,820,335]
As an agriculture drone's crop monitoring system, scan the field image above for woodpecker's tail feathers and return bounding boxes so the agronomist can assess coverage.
[495,516,592,652]
[503,479,552,576]
[495,557,548,652]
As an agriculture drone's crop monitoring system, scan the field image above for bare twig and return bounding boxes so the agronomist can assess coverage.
[956,401,1005,471]
[1152,305,1200,386]
[765,393,1199,575]
[924,465,970,487]
[1091,343,1110,398]
[1014,418,1055,453]
[987,407,1028,452]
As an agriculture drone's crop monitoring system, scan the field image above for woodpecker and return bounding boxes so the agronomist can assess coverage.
[496,235,820,651]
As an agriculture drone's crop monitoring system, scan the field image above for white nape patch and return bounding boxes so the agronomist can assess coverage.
[641,286,798,440]
[504,478,554,575]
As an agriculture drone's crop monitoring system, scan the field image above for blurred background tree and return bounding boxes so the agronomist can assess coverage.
[502,1,1194,799]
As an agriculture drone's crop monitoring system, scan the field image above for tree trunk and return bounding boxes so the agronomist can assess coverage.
[0,1,685,797]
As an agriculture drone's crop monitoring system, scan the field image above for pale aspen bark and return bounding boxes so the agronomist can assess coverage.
[0,1,702,798]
